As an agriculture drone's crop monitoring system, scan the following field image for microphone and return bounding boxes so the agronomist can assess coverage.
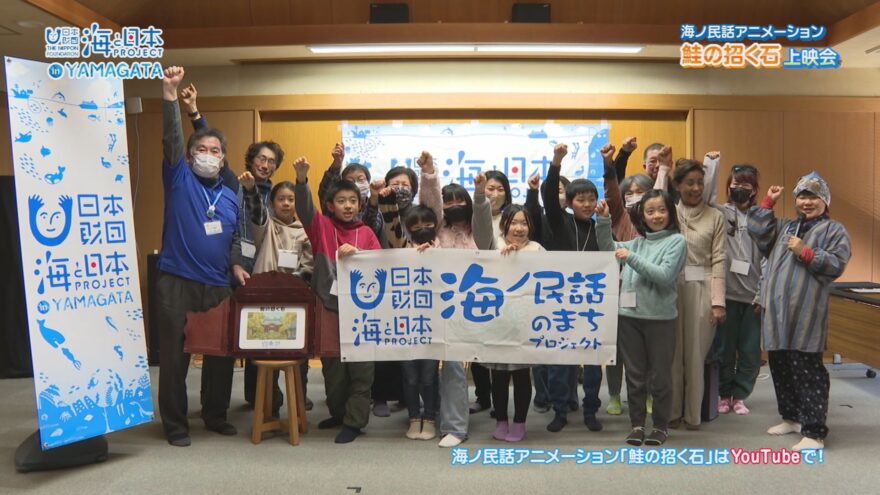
[794,213,806,238]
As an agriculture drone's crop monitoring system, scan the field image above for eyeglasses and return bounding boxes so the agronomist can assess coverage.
[732,165,757,174]
[254,155,277,166]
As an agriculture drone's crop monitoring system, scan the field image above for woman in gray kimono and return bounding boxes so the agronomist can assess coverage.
[747,171,851,451]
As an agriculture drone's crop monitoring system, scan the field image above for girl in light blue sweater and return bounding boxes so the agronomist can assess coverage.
[595,189,687,447]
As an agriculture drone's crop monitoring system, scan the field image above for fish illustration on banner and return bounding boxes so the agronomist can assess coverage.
[5,57,153,450]
[341,122,609,202]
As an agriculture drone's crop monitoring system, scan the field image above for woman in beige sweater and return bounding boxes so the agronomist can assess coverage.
[665,158,726,430]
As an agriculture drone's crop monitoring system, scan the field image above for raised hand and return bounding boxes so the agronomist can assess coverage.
[595,199,610,217]
[179,83,198,114]
[162,66,185,100]
[293,157,310,183]
[658,145,673,168]
[527,172,540,191]
[238,171,256,191]
[552,143,568,164]
[768,185,784,203]
[416,151,434,174]
[705,150,720,160]
[621,136,637,153]
[473,172,487,195]
[600,143,616,165]
[331,142,344,168]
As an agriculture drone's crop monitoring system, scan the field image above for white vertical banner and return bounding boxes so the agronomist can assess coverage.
[5,57,153,450]
[338,250,619,366]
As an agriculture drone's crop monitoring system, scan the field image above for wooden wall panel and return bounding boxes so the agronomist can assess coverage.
[693,110,785,213]
[875,113,880,283]
[287,0,333,25]
[251,0,292,24]
[783,111,874,283]
[419,0,500,23]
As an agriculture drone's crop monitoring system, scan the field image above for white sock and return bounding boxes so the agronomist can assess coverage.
[767,420,802,435]
[792,436,824,451]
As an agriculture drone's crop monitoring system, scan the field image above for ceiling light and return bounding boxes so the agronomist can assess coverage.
[476,44,643,54]
[16,20,46,29]
[307,44,643,55]
[308,44,476,54]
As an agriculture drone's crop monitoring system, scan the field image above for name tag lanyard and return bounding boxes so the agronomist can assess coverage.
[202,184,222,219]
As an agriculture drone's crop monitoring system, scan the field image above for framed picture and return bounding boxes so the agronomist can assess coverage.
[238,304,307,350]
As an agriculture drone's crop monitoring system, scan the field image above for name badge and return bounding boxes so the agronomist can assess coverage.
[684,265,704,282]
[241,241,256,259]
[730,259,750,276]
[329,280,338,296]
[278,249,299,269]
[204,221,223,236]
[620,292,637,308]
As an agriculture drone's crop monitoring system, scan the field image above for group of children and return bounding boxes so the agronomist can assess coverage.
[161,71,850,450]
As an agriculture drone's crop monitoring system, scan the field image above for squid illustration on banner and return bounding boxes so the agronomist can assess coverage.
[5,57,153,450]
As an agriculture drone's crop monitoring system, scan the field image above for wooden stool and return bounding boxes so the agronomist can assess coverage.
[251,359,309,445]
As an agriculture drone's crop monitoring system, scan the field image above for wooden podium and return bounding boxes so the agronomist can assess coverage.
[183,271,341,358]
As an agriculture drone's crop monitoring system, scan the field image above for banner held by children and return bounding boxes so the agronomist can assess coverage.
[341,122,609,201]
[338,249,619,366]
[5,57,153,450]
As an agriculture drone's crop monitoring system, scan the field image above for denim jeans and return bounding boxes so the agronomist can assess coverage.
[401,359,439,420]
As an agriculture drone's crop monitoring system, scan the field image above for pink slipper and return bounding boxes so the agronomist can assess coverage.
[493,421,509,441]
[505,422,526,442]
[732,399,750,415]
[717,396,731,414]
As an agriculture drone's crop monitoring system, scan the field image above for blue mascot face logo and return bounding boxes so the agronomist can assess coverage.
[28,194,73,247]
[349,269,388,310]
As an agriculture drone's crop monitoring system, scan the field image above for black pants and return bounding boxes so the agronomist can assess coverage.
[618,316,676,430]
[491,368,532,423]
[156,271,234,440]
[472,362,492,408]
[371,361,404,403]
[768,350,830,439]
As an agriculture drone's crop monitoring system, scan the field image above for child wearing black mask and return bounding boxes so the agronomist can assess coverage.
[416,151,496,448]
[398,205,441,441]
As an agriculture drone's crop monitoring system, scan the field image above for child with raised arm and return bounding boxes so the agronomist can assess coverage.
[416,151,495,447]
[540,143,604,434]
[292,157,381,444]
[595,192,687,446]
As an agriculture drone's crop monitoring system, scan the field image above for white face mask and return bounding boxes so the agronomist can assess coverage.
[625,193,644,209]
[192,153,221,178]
[355,180,371,202]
